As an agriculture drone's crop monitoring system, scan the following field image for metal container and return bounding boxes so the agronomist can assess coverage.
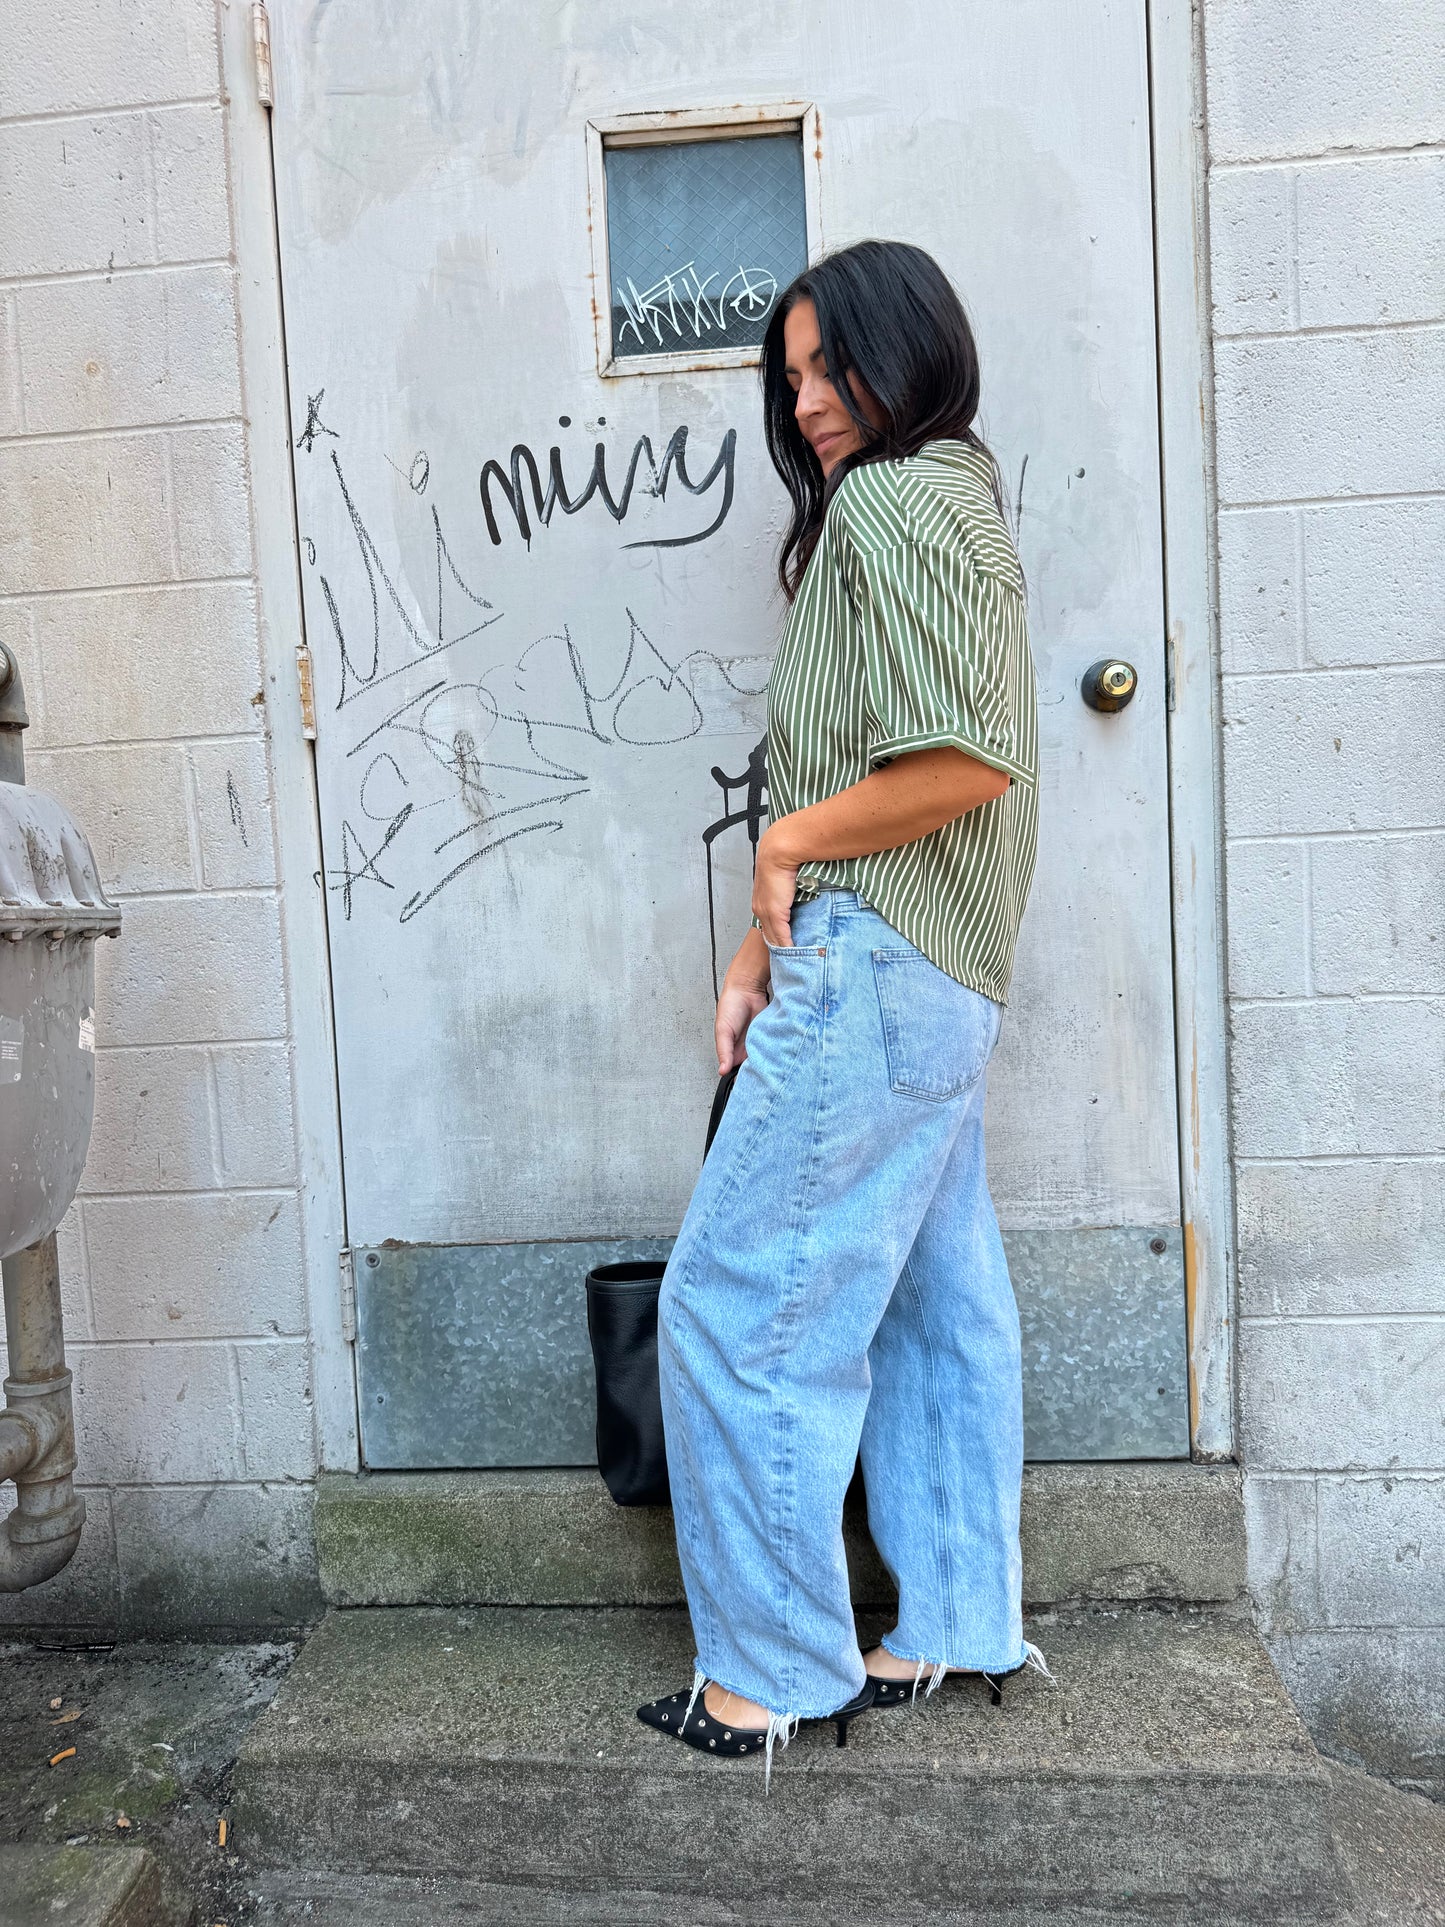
[0,780,120,1258]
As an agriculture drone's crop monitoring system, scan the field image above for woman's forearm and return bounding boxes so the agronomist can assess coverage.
[768,745,1008,868]
[752,745,1008,944]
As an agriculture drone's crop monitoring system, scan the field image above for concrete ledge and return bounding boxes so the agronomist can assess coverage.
[234,1604,1336,1914]
[0,1845,186,1927]
[221,1757,1445,1925]
[1023,1461,1247,1604]
[315,1461,1245,1609]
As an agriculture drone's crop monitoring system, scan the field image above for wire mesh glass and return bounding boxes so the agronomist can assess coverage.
[604,133,807,361]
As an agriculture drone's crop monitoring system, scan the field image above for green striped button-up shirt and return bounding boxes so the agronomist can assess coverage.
[764,438,1039,1004]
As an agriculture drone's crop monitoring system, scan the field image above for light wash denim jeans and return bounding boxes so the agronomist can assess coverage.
[659,890,1027,1723]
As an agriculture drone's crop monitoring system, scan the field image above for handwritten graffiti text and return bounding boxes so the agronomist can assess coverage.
[479,424,736,552]
[614,262,778,352]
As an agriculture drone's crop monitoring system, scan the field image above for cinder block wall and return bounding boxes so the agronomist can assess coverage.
[0,0,321,1632]
[1205,0,1445,1796]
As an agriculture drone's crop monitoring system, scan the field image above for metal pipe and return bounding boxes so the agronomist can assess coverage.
[0,649,87,1589]
[0,1231,63,1481]
[0,1235,85,1589]
[0,640,28,785]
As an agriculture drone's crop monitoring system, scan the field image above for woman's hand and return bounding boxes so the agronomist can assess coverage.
[751,823,803,947]
[732,749,1007,1059]
[716,929,771,1074]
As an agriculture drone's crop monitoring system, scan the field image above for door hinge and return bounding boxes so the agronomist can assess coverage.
[339,1247,356,1344]
[296,641,317,740]
[252,2,274,109]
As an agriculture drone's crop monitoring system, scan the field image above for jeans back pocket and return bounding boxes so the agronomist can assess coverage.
[872,950,999,1102]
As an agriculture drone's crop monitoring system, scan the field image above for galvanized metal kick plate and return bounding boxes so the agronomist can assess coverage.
[354,1228,1188,1469]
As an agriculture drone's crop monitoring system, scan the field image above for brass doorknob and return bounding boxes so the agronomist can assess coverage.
[1081,659,1138,712]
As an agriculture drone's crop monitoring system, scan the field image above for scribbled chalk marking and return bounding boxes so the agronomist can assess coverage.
[432,785,591,857]
[328,806,415,920]
[399,818,564,924]
[325,605,767,925]
[225,771,248,847]
[299,390,338,454]
[322,451,502,707]
[306,426,766,929]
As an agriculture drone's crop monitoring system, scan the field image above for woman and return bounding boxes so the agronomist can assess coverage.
[639,240,1044,1774]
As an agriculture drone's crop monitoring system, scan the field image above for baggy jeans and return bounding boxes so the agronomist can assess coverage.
[658,890,1026,1721]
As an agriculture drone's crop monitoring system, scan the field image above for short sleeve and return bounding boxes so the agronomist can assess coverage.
[837,496,1034,788]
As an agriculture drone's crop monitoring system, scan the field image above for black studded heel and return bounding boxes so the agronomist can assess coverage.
[637,1677,877,1758]
[637,1685,765,1757]
[868,1648,1047,1709]
[869,1672,930,1708]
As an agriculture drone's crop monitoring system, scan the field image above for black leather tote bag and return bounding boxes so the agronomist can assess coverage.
[585,1258,670,1507]
[586,1067,738,1507]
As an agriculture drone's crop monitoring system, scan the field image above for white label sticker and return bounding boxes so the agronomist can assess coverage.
[0,1016,22,1083]
[78,1012,95,1053]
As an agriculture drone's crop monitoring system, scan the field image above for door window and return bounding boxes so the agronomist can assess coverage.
[594,121,809,373]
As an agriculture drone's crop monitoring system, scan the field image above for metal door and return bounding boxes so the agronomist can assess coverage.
[268,0,1187,1466]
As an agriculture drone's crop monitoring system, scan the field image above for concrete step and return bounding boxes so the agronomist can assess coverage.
[232,1603,1341,1920]
[232,1759,1445,1925]
[237,1876,1323,1927]
[0,1845,189,1927]
[315,1461,1246,1609]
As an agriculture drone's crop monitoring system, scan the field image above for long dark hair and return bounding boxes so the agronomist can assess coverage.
[760,239,1001,600]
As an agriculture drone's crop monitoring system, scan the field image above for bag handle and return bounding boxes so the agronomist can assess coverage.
[704,1065,739,1159]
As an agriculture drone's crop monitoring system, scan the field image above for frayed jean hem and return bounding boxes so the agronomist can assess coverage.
[880,1632,1027,1673]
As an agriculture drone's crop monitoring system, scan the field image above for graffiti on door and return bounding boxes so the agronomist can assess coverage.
[302,425,769,938]
[479,421,737,550]
[614,262,779,351]
[702,738,769,997]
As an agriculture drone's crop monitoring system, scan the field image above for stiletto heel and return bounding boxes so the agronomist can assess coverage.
[832,1684,874,1747]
